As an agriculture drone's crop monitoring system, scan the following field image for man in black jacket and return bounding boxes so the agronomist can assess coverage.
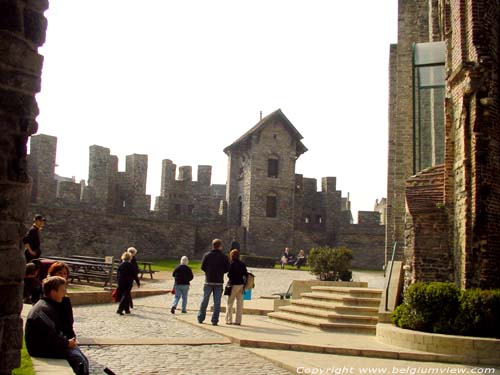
[23,214,45,262]
[197,239,230,325]
[25,276,89,375]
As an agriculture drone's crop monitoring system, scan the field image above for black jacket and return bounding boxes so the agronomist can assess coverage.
[227,260,248,285]
[25,297,70,358]
[173,264,194,285]
[117,261,140,290]
[23,225,41,262]
[201,249,230,284]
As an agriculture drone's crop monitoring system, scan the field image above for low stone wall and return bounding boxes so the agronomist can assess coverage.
[376,323,500,365]
[291,280,368,300]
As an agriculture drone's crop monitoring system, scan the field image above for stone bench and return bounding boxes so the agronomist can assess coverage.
[31,357,74,374]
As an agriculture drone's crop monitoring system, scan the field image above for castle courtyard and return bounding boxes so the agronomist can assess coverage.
[23,268,498,374]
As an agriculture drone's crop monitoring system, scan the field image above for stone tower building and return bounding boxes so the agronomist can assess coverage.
[28,133,57,203]
[224,109,307,256]
[387,0,500,289]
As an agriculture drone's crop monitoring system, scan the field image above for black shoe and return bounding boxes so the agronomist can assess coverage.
[181,310,187,313]
[212,322,218,326]
[171,306,176,314]
[116,310,124,316]
[125,310,131,314]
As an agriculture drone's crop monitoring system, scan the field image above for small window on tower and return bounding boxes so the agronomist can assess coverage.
[268,158,279,178]
[266,195,277,217]
[316,215,323,224]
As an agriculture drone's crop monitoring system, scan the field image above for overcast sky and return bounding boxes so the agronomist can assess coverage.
[35,0,398,220]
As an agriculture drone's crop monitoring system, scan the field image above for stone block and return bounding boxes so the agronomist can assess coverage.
[0,181,31,220]
[0,87,39,118]
[0,284,23,315]
[0,31,44,73]
[23,7,47,45]
[0,1,22,33]
[0,349,21,374]
[2,315,23,350]
[0,67,41,94]
[23,0,50,12]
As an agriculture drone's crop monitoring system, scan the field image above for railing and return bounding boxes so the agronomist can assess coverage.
[385,242,398,311]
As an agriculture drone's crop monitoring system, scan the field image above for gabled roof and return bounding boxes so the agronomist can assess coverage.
[223,109,308,156]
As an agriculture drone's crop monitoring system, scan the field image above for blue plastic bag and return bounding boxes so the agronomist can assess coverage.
[243,289,252,300]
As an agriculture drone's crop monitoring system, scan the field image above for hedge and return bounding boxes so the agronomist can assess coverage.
[240,255,275,268]
[392,282,500,338]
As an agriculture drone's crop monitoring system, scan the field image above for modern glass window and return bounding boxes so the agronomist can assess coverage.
[266,195,277,217]
[413,41,446,173]
[268,158,279,178]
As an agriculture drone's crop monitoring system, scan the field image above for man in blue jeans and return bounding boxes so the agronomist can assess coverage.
[198,239,230,325]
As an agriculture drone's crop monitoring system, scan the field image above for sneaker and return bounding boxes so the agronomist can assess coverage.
[181,310,187,313]
[212,322,218,326]
[171,306,176,314]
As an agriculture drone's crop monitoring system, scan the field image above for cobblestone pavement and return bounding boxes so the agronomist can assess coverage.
[73,268,384,374]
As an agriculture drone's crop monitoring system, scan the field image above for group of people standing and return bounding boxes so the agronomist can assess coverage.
[170,238,250,326]
[21,216,249,374]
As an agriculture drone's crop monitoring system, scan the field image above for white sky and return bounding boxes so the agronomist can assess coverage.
[36,0,398,221]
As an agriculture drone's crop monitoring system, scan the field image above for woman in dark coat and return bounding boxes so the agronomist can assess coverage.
[116,251,140,315]
[225,249,248,325]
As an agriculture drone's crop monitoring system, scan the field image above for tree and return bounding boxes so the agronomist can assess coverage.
[308,247,353,281]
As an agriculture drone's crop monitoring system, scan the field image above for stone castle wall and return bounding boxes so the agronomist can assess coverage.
[0,1,49,373]
[28,205,243,260]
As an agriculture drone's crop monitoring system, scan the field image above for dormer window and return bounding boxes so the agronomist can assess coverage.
[268,158,279,178]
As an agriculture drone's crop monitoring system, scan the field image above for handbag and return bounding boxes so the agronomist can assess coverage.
[111,288,118,303]
[171,287,176,294]
[224,284,232,296]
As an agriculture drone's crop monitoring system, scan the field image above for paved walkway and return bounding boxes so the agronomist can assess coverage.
[26,267,499,374]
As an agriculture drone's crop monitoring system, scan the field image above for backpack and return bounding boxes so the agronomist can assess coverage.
[244,272,255,290]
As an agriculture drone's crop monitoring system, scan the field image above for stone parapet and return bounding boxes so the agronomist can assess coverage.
[376,323,500,366]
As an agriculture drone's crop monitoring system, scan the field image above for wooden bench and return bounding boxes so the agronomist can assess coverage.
[71,255,156,280]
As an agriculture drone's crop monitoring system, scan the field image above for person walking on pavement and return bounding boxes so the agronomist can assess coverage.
[225,249,248,325]
[197,239,230,326]
[171,256,194,314]
[116,252,140,315]
[23,214,46,262]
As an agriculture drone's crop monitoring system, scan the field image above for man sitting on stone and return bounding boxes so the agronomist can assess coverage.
[25,276,89,375]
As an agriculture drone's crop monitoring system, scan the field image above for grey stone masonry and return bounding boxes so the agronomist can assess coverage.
[0,1,49,374]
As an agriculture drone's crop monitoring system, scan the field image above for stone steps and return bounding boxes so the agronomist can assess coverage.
[301,292,381,307]
[290,299,379,316]
[278,305,378,325]
[268,286,382,334]
[268,311,377,334]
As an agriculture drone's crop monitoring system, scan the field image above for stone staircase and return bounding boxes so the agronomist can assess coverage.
[268,286,382,334]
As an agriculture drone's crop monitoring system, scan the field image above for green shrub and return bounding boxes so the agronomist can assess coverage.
[456,288,500,338]
[240,255,275,268]
[391,282,460,334]
[308,247,353,281]
[392,282,500,338]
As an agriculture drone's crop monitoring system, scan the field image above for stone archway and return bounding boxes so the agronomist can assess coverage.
[0,1,49,373]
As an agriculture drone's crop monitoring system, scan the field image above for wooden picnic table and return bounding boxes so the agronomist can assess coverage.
[41,256,115,288]
[138,261,156,279]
